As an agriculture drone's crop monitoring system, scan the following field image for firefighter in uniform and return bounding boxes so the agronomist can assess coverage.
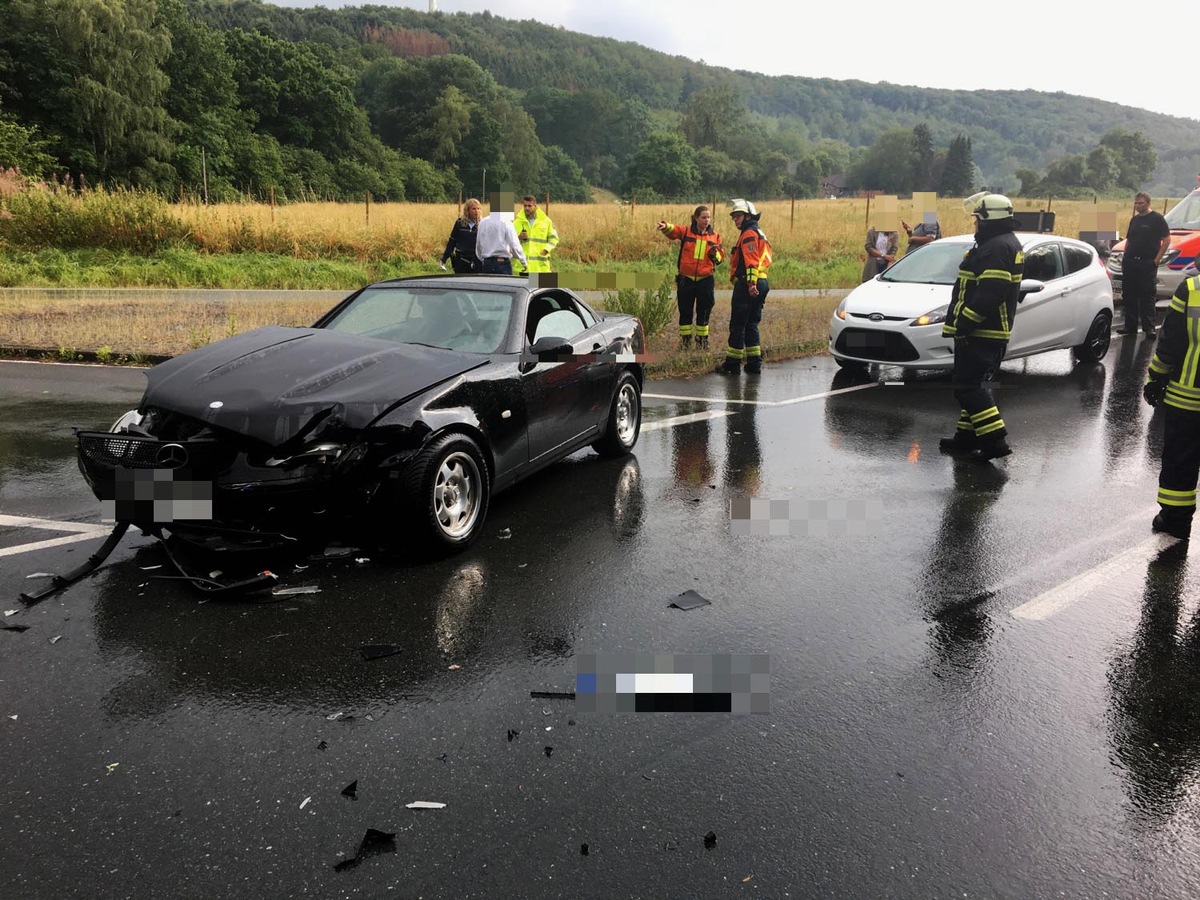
[513,195,559,275]
[939,192,1024,461]
[1143,272,1200,541]
[657,205,724,348]
[717,199,773,375]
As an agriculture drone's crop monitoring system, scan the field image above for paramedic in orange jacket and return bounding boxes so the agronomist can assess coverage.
[657,205,724,348]
[717,199,773,375]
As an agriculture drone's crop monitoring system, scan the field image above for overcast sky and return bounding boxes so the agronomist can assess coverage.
[272,1,1196,122]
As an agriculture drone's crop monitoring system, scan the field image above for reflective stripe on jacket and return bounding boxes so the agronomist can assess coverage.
[1149,275,1200,412]
[660,223,724,280]
[943,231,1024,341]
[731,224,772,283]
[513,210,559,273]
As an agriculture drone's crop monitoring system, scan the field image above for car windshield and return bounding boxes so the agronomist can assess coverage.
[320,287,515,353]
[1164,191,1200,230]
[878,241,967,285]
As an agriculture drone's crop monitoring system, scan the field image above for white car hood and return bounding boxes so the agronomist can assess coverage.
[842,278,955,319]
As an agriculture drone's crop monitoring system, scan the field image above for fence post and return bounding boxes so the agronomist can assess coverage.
[365,191,370,228]
[270,187,275,224]
[790,194,795,232]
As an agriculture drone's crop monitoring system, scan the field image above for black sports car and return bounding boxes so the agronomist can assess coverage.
[76,275,645,558]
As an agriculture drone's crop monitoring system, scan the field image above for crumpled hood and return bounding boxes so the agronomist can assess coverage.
[143,326,487,446]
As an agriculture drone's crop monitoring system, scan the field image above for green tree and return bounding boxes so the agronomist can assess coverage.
[680,85,750,157]
[430,85,472,166]
[1085,145,1118,193]
[849,128,916,193]
[625,131,699,199]
[911,123,935,192]
[50,0,175,184]
[940,135,975,196]
[1098,128,1157,190]
[0,102,55,175]
[540,145,591,203]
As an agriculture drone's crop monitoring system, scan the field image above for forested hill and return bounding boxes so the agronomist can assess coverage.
[1,0,1195,203]
[216,0,1200,192]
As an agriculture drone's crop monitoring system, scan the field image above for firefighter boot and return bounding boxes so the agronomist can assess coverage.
[939,433,976,455]
[1152,513,1191,541]
[681,334,693,349]
[715,358,741,376]
[697,336,709,350]
[968,437,1012,462]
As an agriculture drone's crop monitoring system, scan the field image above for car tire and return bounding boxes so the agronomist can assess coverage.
[834,357,870,371]
[399,432,490,553]
[1071,311,1112,364]
[592,371,641,457]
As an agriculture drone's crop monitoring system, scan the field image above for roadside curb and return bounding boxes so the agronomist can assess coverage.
[0,346,172,366]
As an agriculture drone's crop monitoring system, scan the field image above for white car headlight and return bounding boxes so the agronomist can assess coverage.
[910,305,948,327]
[835,298,848,320]
[110,409,143,433]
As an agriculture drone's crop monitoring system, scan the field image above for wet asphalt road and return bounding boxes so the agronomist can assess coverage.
[3,339,1200,899]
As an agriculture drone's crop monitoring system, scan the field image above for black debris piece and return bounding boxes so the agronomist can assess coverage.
[341,780,358,799]
[580,843,589,856]
[333,828,396,872]
[507,729,520,742]
[704,831,717,849]
[530,690,575,701]
[359,644,402,662]
[321,546,360,560]
[544,746,553,757]
[317,741,328,751]
[568,719,576,726]
[670,590,712,611]
[2,624,31,633]
[664,840,678,851]
[437,753,448,764]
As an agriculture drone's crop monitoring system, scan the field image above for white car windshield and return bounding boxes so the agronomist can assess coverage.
[322,287,515,353]
[1164,191,1200,230]
[879,242,966,286]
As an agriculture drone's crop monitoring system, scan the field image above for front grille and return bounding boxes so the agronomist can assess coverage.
[835,328,919,362]
[78,433,234,474]
[848,312,908,322]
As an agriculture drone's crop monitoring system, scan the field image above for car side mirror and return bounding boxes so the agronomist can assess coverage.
[1018,278,1045,301]
[529,336,572,361]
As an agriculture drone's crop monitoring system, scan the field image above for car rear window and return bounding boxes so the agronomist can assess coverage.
[1062,244,1093,274]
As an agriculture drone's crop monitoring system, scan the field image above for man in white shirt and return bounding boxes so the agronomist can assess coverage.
[474,200,528,275]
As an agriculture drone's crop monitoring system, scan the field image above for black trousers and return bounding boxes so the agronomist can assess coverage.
[451,254,480,274]
[726,279,768,368]
[951,337,1008,443]
[677,276,715,330]
[1122,257,1157,331]
[1158,406,1200,529]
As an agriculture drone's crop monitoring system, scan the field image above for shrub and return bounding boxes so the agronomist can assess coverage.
[0,186,191,253]
[600,273,675,338]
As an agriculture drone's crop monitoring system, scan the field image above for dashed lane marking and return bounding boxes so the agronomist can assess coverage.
[643,381,879,408]
[641,410,734,432]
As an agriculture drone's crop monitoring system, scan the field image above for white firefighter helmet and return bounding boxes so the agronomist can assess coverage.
[730,198,758,216]
[963,191,1014,220]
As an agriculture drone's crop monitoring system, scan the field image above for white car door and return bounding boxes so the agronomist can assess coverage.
[1009,242,1070,356]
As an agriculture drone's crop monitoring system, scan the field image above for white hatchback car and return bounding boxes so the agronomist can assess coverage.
[829,232,1115,371]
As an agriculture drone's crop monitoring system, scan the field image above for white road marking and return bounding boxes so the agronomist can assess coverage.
[1011,533,1181,621]
[643,381,880,408]
[642,410,734,432]
[0,531,112,558]
[0,514,109,534]
[0,514,111,558]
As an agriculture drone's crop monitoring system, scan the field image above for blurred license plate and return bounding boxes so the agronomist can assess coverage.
[846,331,887,349]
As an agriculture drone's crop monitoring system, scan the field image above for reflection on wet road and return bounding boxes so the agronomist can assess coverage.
[4,342,1200,898]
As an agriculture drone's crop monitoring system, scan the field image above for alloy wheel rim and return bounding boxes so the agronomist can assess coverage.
[434,451,481,538]
[615,383,639,446]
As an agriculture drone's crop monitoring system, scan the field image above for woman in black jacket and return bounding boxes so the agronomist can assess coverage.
[441,198,482,273]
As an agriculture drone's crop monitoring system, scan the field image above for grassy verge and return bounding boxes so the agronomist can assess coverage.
[0,292,842,377]
[0,247,862,291]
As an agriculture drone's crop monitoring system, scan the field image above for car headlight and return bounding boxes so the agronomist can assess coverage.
[910,305,948,327]
[1160,249,1180,267]
[110,409,143,433]
[835,298,848,320]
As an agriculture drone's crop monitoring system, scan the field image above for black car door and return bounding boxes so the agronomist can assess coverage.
[521,290,608,462]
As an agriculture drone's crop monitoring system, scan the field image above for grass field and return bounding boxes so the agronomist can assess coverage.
[0,192,1140,369]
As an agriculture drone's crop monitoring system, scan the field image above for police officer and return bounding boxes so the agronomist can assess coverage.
[1142,271,1200,541]
[939,192,1024,462]
[717,199,772,375]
